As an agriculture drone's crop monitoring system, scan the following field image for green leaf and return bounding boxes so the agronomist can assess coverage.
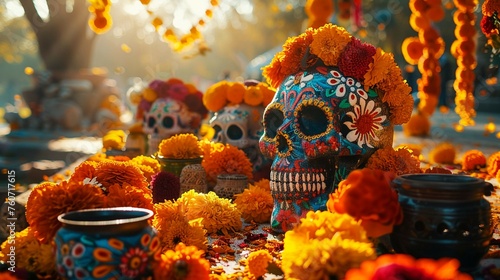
[339,99,351,108]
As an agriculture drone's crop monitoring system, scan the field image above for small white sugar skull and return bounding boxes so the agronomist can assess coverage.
[209,103,271,179]
[143,97,201,154]
[259,66,394,232]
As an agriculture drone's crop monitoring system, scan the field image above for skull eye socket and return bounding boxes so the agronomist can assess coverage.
[147,116,156,128]
[263,107,284,139]
[227,125,243,140]
[297,105,328,136]
[162,116,174,128]
[212,124,222,138]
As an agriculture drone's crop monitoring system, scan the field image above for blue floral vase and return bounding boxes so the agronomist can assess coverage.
[54,207,159,280]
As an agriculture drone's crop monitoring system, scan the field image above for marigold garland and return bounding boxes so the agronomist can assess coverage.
[158,133,203,159]
[452,0,478,126]
[327,168,403,238]
[403,0,445,117]
[481,0,500,69]
[281,211,376,280]
[203,81,275,113]
[263,23,413,125]
[344,254,473,280]
[153,243,211,280]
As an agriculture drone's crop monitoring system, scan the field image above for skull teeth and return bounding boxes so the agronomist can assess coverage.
[270,170,327,196]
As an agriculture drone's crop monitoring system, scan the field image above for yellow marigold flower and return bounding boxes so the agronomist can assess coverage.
[364,48,393,89]
[183,191,242,234]
[403,111,431,137]
[281,211,376,280]
[142,87,158,102]
[0,227,56,277]
[153,200,207,251]
[227,82,245,105]
[462,149,487,171]
[204,81,229,112]
[365,147,422,175]
[158,133,203,159]
[244,85,264,107]
[345,254,472,280]
[246,250,273,278]
[310,23,351,66]
[102,134,125,150]
[131,155,161,181]
[429,142,457,164]
[202,144,254,183]
[234,185,273,223]
[154,243,210,280]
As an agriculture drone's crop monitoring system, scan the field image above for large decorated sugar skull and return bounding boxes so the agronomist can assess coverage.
[203,80,275,180]
[139,79,208,154]
[259,23,413,232]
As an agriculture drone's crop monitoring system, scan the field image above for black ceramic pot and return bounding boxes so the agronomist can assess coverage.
[390,174,493,271]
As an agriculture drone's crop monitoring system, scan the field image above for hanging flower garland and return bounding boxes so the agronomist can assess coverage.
[87,0,113,34]
[304,0,334,29]
[402,0,446,116]
[481,0,500,52]
[452,0,478,126]
[141,0,220,52]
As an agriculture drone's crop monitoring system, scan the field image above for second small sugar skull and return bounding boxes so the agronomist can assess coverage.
[203,80,275,180]
[140,79,208,154]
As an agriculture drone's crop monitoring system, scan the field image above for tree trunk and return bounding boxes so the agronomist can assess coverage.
[19,0,97,73]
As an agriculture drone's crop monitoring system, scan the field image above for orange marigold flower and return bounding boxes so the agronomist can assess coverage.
[262,52,287,89]
[94,160,149,193]
[258,83,276,107]
[158,133,203,159]
[310,23,351,66]
[482,0,500,17]
[363,48,393,89]
[345,254,472,280]
[365,147,422,175]
[246,250,273,278]
[244,85,264,106]
[327,168,402,238]
[462,149,487,171]
[281,29,315,72]
[26,181,106,243]
[202,144,254,183]
[253,178,271,191]
[106,183,154,212]
[68,160,98,184]
[234,185,273,223]
[429,142,457,164]
[153,243,210,280]
[227,82,245,105]
[402,111,431,137]
[487,151,500,177]
[203,81,229,112]
[0,272,18,280]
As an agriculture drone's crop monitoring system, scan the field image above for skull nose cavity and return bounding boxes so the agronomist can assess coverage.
[276,132,289,154]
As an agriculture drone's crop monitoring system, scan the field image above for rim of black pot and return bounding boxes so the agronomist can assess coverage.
[57,207,153,227]
[393,173,486,188]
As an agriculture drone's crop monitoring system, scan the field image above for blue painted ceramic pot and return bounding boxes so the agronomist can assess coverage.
[390,174,493,272]
[54,207,159,280]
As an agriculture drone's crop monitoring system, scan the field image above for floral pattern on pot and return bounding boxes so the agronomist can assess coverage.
[259,66,394,233]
